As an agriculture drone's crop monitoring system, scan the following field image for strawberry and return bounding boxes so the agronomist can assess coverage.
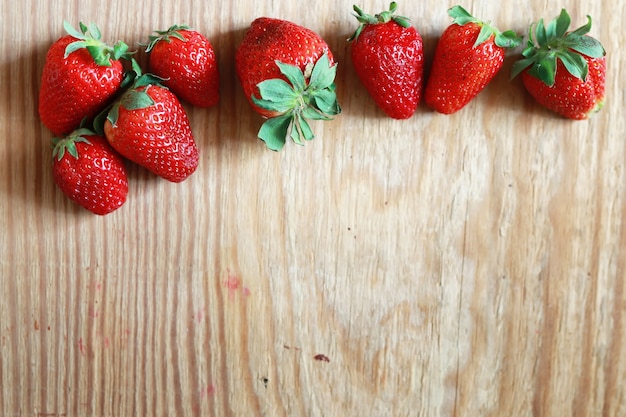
[102,61,199,183]
[235,17,341,151]
[511,9,606,120]
[39,22,130,136]
[348,2,424,119]
[144,24,219,108]
[52,128,128,215]
[424,5,521,114]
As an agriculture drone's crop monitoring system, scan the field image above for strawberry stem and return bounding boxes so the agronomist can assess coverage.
[348,2,411,42]
[143,24,191,53]
[63,21,132,66]
[447,5,521,49]
[510,9,605,86]
[52,128,95,161]
[92,59,166,131]
[251,53,341,151]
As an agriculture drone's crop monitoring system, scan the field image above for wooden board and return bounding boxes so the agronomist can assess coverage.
[1,0,625,416]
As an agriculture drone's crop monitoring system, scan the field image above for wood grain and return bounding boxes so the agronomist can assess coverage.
[1,0,625,416]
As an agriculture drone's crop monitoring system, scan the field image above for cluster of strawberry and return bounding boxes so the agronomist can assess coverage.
[39,4,606,216]
[40,23,219,214]
[350,4,606,120]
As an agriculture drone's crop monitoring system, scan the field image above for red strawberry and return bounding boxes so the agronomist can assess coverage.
[235,17,341,150]
[511,9,606,120]
[349,2,424,119]
[103,62,199,183]
[424,6,521,114]
[144,24,219,108]
[39,22,130,136]
[52,128,128,215]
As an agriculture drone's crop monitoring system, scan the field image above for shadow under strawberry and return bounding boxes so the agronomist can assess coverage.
[218,26,266,147]
[0,40,64,216]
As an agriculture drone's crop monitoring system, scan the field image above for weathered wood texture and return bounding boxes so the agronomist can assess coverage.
[1,0,625,416]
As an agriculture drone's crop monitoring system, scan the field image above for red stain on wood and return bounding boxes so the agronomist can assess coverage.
[313,354,330,362]
[222,270,252,298]
[77,338,87,356]
[200,384,216,398]
[88,307,99,318]
[194,307,206,323]
[225,275,241,292]
[120,329,131,348]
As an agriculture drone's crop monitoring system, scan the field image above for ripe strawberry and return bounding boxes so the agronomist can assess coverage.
[424,6,521,114]
[348,2,424,119]
[102,62,199,183]
[235,17,341,151]
[511,9,606,120]
[39,22,130,136]
[144,24,219,108]
[52,128,128,215]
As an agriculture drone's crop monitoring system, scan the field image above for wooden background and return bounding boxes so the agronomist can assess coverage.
[1,0,624,416]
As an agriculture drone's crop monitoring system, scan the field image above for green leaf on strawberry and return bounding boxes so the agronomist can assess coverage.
[255,80,299,112]
[447,4,475,25]
[52,128,93,160]
[510,8,606,86]
[251,52,341,151]
[277,61,306,92]
[349,2,411,42]
[143,24,191,53]
[447,5,522,48]
[106,59,167,126]
[92,59,165,134]
[257,114,293,150]
[63,21,131,66]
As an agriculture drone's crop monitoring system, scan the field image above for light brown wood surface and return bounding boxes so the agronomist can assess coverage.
[1,0,625,416]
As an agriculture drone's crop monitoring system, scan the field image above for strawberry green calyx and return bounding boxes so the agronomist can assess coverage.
[348,2,411,41]
[447,5,522,48]
[251,53,341,151]
[510,9,605,86]
[63,21,131,66]
[52,128,95,161]
[143,24,191,53]
[96,59,164,130]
